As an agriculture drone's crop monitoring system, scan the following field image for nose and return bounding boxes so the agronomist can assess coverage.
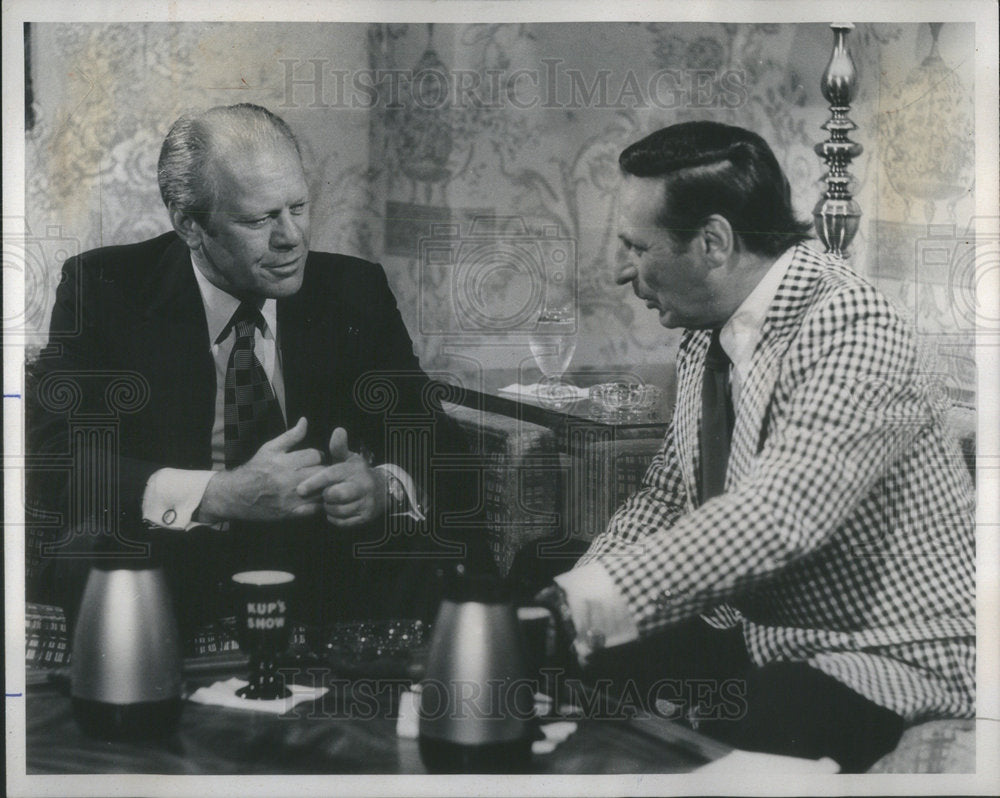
[270,209,305,250]
[614,257,639,287]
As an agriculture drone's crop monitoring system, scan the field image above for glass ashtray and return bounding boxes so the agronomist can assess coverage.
[589,382,663,419]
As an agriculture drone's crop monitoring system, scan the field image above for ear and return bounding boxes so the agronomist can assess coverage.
[169,205,206,251]
[699,215,735,266]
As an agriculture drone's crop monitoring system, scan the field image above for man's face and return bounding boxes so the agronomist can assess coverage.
[192,139,310,300]
[615,175,719,329]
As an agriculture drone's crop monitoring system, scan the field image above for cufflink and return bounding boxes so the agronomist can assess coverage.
[162,509,177,526]
[584,629,606,651]
[385,472,407,509]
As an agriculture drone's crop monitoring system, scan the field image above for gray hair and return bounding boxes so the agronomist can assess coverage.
[157,103,301,217]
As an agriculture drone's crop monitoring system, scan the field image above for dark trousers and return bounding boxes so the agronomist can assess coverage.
[588,617,905,773]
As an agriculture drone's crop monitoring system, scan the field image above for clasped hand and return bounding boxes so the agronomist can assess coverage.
[198,419,387,526]
[197,417,325,523]
[296,427,388,527]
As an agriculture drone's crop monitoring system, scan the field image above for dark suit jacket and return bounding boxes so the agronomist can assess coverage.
[27,232,486,633]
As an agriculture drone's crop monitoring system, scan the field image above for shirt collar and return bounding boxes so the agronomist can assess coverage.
[190,262,277,345]
[719,245,796,374]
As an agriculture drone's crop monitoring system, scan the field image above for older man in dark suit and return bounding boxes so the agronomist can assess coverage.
[28,103,483,637]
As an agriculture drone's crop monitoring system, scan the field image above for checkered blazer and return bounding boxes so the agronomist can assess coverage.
[579,244,975,722]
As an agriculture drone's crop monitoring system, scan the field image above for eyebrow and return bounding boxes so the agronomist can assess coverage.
[232,198,309,219]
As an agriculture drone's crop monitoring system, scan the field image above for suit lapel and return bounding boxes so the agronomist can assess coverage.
[277,289,314,427]
[727,245,825,485]
[675,330,709,508]
[277,257,354,450]
[133,237,216,466]
[728,335,783,483]
[138,237,212,345]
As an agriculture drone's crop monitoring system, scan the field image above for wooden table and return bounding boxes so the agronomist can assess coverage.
[444,366,671,571]
[25,667,720,775]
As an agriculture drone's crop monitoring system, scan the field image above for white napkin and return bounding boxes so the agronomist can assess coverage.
[695,749,840,774]
[396,688,422,738]
[531,720,578,755]
[498,383,589,399]
[396,687,578,755]
[187,676,328,715]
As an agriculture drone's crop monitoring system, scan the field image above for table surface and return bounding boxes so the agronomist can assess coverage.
[25,666,721,775]
[451,366,673,435]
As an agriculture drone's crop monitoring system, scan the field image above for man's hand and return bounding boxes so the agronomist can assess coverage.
[196,417,326,523]
[295,427,388,528]
[533,584,586,676]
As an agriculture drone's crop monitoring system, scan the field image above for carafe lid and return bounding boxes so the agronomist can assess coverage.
[81,530,164,570]
[439,563,511,604]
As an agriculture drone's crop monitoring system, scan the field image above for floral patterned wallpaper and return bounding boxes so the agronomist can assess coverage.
[365,21,977,401]
[25,20,977,401]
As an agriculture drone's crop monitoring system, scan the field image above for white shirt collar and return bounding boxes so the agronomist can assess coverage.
[719,245,796,376]
[190,262,278,345]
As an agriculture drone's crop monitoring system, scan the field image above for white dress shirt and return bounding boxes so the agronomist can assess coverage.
[555,246,796,661]
[141,262,423,530]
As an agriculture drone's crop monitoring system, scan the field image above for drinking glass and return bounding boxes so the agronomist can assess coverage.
[231,570,295,700]
[528,308,577,405]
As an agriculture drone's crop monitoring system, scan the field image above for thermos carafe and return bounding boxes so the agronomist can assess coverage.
[418,567,535,773]
[71,561,183,739]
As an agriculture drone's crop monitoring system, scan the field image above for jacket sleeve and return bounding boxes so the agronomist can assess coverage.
[350,262,445,463]
[576,417,688,565]
[591,291,944,637]
[26,255,162,546]
[349,263,485,555]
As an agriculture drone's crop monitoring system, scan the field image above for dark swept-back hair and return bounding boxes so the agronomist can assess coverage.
[619,121,812,257]
[157,103,301,217]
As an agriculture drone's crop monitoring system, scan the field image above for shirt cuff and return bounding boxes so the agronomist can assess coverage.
[555,562,640,662]
[142,468,216,530]
[375,464,426,522]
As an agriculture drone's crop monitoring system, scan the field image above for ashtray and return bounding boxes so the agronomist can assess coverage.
[588,382,663,419]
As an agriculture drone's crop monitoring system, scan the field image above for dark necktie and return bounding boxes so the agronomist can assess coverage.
[223,302,286,469]
[699,329,735,504]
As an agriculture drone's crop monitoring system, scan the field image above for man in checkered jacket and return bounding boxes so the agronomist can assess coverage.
[536,121,975,772]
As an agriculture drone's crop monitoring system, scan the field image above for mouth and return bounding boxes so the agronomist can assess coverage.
[266,257,303,275]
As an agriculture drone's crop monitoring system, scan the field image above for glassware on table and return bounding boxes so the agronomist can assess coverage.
[589,382,663,420]
[528,307,577,405]
[231,570,295,700]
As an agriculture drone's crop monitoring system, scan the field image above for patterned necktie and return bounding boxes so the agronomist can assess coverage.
[223,302,285,469]
[699,328,735,504]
